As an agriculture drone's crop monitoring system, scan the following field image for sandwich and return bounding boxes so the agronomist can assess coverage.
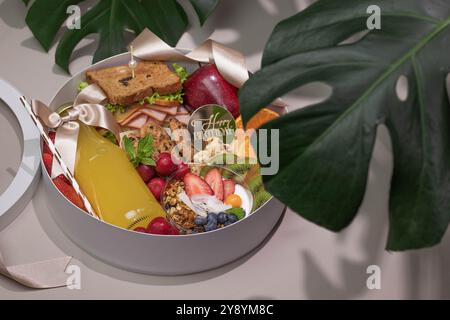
[85,61,188,128]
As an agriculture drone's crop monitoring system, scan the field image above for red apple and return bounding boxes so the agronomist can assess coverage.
[184,64,240,118]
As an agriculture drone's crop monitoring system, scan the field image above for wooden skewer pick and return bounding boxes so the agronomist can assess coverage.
[128,45,137,79]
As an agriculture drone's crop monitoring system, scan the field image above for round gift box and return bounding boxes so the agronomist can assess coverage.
[43,52,286,275]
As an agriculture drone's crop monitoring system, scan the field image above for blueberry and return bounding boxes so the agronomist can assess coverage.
[227,214,238,223]
[204,221,218,232]
[207,212,218,223]
[224,221,233,226]
[194,216,208,225]
[217,212,228,224]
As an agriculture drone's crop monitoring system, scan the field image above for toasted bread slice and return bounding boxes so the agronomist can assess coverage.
[86,61,182,106]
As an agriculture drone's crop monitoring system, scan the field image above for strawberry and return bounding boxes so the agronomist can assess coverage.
[204,168,224,201]
[55,174,71,185]
[223,179,236,199]
[43,131,56,155]
[183,173,213,198]
[167,226,180,235]
[52,176,85,210]
[43,153,53,174]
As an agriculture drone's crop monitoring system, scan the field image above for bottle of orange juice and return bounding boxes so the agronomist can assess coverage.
[74,124,165,230]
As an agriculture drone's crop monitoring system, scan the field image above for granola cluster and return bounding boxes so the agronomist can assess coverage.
[162,180,199,233]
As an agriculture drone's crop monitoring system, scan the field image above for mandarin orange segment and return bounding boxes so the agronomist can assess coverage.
[231,129,257,159]
[235,108,279,130]
[236,116,243,129]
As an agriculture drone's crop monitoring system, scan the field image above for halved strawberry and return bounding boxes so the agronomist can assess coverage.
[183,173,213,198]
[52,175,85,210]
[43,131,56,155]
[43,153,53,174]
[204,168,224,201]
[223,179,236,199]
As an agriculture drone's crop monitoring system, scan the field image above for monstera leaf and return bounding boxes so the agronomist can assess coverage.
[239,0,450,250]
[189,0,220,25]
[22,0,219,72]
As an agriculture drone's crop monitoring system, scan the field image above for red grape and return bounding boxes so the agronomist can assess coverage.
[174,162,190,179]
[155,152,177,176]
[147,177,166,201]
[137,164,155,182]
[147,217,172,234]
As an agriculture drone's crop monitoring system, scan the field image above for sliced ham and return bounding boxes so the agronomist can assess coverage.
[154,99,181,107]
[126,114,148,129]
[141,108,167,122]
[177,106,189,115]
[147,104,178,115]
[175,114,190,125]
[118,109,145,126]
[116,104,142,124]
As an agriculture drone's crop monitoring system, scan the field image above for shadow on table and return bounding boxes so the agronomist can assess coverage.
[31,181,285,287]
[0,0,27,29]
[299,126,392,299]
[298,125,450,299]
[186,0,317,59]
[406,230,450,299]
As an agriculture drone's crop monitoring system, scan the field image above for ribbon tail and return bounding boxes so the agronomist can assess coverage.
[77,103,121,143]
[74,83,107,106]
[131,28,187,61]
[52,122,80,178]
[0,250,72,289]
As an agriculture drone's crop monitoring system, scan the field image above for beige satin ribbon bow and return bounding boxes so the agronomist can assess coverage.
[131,29,250,89]
[32,84,121,177]
[131,28,286,108]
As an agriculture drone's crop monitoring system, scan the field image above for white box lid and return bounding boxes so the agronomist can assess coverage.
[0,78,41,229]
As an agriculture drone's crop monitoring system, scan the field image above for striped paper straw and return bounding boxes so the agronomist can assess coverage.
[19,96,100,220]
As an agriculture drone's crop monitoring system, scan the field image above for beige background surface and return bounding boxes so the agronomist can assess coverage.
[1,0,450,299]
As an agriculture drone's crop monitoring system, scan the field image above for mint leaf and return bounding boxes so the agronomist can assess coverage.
[137,134,153,154]
[140,157,156,166]
[123,134,155,167]
[123,136,137,165]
